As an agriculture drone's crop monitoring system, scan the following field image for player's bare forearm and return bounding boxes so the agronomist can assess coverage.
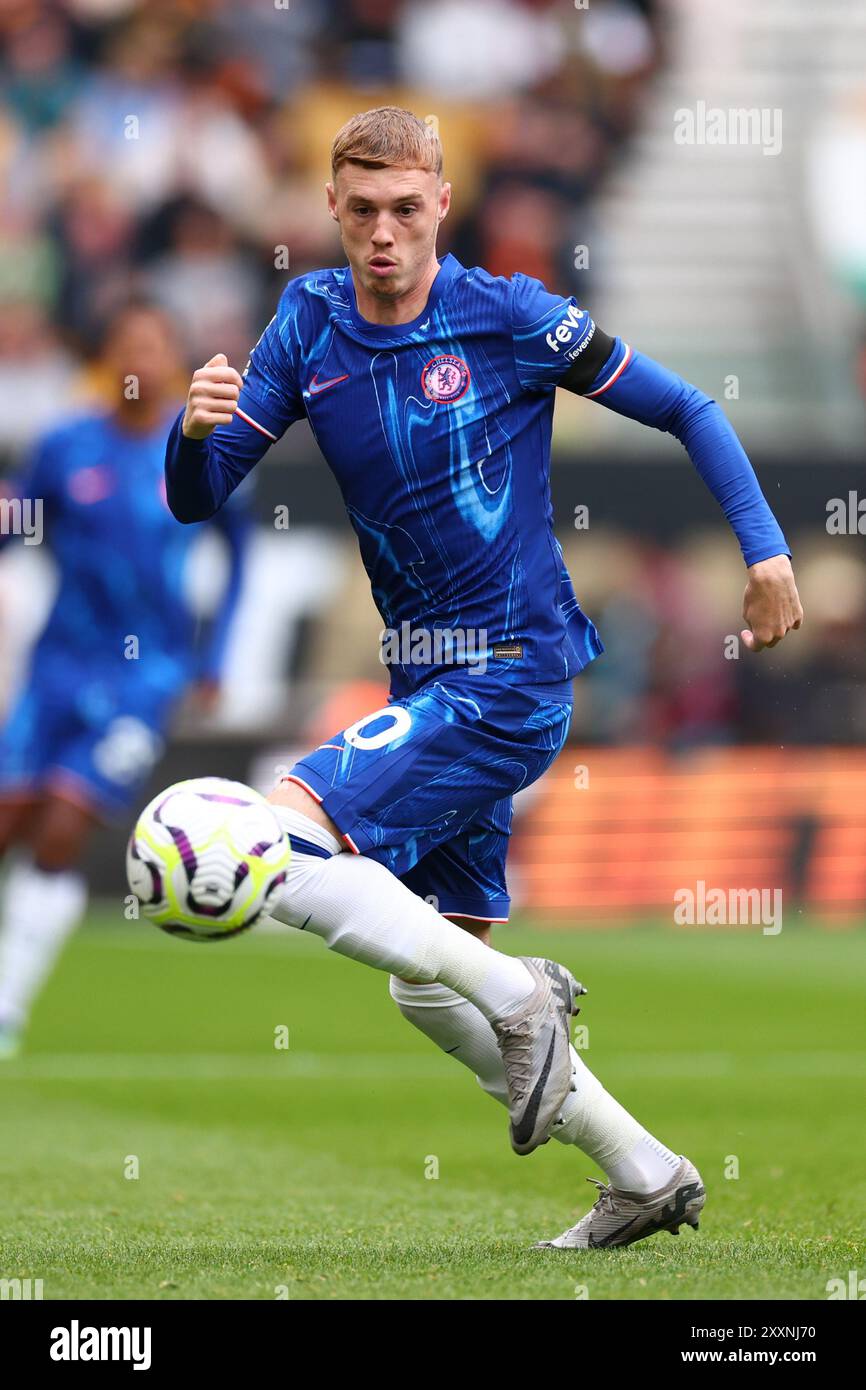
[741,552,803,652]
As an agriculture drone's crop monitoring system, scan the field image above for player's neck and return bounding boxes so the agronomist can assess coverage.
[352,255,442,326]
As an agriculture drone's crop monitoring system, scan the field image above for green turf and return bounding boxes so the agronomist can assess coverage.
[0,909,863,1300]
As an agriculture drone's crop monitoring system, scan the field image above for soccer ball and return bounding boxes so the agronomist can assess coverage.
[126,777,291,942]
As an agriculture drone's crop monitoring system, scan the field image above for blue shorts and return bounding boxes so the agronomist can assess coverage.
[0,665,171,816]
[285,672,573,922]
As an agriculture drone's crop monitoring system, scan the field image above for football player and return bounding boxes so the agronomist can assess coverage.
[165,108,802,1249]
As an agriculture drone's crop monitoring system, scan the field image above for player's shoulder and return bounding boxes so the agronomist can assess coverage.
[447,260,513,307]
[444,260,566,324]
[272,266,352,325]
[31,409,111,455]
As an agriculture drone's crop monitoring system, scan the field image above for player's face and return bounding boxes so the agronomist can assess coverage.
[103,309,182,406]
[327,165,450,303]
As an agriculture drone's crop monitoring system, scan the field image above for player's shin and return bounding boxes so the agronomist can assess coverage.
[389,976,509,1103]
[269,806,535,1019]
[390,977,681,1193]
[0,856,87,1037]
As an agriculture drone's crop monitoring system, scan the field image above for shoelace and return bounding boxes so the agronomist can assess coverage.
[495,1020,535,1102]
[585,1177,621,1219]
[550,1179,622,1244]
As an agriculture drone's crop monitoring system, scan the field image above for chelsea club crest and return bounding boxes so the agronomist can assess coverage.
[421,354,471,403]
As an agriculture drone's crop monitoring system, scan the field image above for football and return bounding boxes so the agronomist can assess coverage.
[126,777,291,942]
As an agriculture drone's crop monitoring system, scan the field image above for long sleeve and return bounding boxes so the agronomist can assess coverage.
[508,272,791,569]
[165,407,271,523]
[165,285,307,523]
[580,341,790,567]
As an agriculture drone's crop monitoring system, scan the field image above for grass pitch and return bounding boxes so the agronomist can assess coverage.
[1,909,863,1300]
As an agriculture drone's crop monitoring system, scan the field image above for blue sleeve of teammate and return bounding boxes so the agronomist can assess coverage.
[165,293,306,524]
[581,341,791,568]
[198,495,250,681]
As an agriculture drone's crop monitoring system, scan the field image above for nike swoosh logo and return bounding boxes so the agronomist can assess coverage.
[511,1031,557,1147]
[588,1216,640,1248]
[587,1182,705,1248]
[308,373,349,394]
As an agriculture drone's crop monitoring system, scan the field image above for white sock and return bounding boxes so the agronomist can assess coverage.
[390,977,682,1195]
[0,858,88,1030]
[270,806,534,1020]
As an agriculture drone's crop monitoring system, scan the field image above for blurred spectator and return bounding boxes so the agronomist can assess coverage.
[49,176,135,344]
[0,203,59,309]
[142,195,262,367]
[397,0,564,101]
[0,300,78,450]
[335,0,403,89]
[0,3,82,134]
[64,13,184,212]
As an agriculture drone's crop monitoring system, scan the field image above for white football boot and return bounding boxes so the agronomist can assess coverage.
[534,1156,706,1249]
[491,957,587,1155]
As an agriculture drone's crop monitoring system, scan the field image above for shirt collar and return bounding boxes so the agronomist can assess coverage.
[345,253,461,338]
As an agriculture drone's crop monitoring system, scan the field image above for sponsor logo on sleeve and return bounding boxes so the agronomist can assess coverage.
[546,303,591,354]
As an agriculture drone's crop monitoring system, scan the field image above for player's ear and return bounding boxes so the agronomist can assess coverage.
[326,181,339,222]
[437,181,451,223]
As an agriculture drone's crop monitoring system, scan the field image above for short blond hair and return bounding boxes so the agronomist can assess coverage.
[330,106,443,181]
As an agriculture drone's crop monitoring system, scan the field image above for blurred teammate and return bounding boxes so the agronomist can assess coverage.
[0,302,247,1056]
[165,108,803,1249]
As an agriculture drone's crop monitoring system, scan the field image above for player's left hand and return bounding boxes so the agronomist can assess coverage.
[740,553,803,652]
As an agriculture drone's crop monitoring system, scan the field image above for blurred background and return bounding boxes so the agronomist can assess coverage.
[2,0,866,922]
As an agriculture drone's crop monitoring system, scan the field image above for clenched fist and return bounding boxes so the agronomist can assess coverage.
[741,553,804,652]
[181,353,245,440]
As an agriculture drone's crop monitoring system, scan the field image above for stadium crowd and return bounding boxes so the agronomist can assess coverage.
[0,0,659,448]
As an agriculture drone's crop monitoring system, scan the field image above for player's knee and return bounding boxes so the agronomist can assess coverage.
[29,799,95,871]
[269,819,342,931]
[448,914,492,945]
[0,799,38,857]
[269,779,341,842]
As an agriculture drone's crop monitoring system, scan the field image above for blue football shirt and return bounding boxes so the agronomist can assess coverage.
[169,254,609,695]
[7,409,246,703]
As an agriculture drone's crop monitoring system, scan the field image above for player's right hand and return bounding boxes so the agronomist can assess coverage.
[181,354,244,439]
[740,553,803,652]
